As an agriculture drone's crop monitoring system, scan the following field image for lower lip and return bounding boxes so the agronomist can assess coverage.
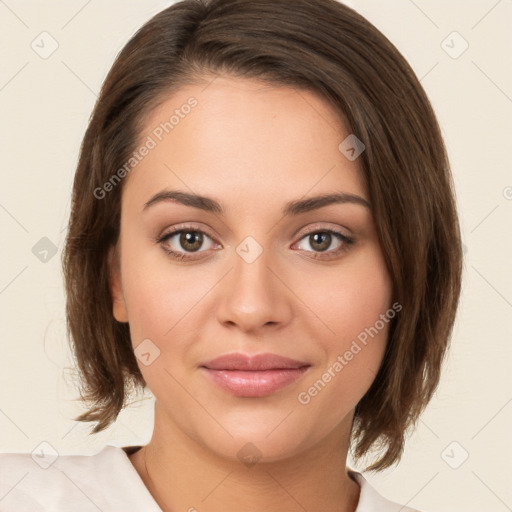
[201,367,310,397]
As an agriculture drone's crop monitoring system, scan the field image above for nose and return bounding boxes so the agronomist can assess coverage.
[215,242,293,334]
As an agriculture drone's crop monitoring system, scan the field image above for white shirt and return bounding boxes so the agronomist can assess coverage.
[0,444,421,511]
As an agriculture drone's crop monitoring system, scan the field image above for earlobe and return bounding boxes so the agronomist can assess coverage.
[107,245,129,323]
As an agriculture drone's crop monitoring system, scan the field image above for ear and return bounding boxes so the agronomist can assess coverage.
[107,245,129,323]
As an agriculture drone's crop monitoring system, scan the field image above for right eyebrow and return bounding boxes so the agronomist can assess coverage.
[143,190,223,213]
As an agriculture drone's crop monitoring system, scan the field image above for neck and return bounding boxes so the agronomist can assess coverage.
[129,403,360,512]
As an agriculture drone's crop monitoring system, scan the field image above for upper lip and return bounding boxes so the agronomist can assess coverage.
[201,353,310,371]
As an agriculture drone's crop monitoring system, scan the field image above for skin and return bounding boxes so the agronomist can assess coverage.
[109,75,393,512]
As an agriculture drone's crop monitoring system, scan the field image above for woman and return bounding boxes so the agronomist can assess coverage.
[0,0,462,510]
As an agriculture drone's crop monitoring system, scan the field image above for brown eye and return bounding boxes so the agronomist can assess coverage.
[295,229,354,259]
[158,227,218,260]
[308,232,332,252]
[179,231,204,252]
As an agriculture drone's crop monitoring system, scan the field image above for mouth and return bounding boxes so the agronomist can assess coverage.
[200,352,311,397]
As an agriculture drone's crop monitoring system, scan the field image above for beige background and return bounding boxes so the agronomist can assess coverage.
[1,1,511,511]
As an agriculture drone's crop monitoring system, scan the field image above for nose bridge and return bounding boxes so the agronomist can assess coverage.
[215,236,291,331]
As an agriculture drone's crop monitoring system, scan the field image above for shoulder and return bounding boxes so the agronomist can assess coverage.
[0,444,160,512]
[350,470,424,512]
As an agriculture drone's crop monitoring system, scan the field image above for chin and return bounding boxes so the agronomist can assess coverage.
[186,411,322,465]
[206,432,308,465]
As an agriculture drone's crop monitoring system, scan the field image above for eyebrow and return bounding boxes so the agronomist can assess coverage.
[143,189,371,216]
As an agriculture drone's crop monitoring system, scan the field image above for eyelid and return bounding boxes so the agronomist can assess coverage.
[157,223,219,243]
[157,222,352,244]
[295,222,352,239]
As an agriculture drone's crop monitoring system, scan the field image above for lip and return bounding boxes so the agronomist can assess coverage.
[200,353,311,397]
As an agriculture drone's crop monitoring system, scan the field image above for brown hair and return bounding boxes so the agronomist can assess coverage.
[63,0,462,471]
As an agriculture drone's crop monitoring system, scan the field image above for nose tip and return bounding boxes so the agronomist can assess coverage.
[215,247,292,333]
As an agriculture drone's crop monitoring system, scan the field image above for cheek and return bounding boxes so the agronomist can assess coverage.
[118,239,221,373]
[296,249,393,409]
[122,271,193,349]
[306,246,393,347]
[118,237,180,345]
[119,257,199,396]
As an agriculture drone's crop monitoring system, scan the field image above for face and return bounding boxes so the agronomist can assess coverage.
[109,75,393,463]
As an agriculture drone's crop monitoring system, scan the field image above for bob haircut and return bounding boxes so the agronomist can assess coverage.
[63,0,463,471]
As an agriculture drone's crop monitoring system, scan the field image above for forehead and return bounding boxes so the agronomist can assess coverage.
[123,75,367,213]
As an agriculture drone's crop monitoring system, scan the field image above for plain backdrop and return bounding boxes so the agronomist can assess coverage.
[1,1,511,511]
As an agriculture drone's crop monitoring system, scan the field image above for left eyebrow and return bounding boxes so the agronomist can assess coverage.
[283,192,371,215]
[143,190,371,215]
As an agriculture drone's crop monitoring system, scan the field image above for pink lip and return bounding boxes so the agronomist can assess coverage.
[200,353,311,397]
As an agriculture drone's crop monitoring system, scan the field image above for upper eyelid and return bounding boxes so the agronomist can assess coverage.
[159,224,218,244]
[159,221,350,235]
[297,222,351,237]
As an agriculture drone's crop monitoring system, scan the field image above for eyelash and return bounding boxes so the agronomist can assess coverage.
[156,225,355,261]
